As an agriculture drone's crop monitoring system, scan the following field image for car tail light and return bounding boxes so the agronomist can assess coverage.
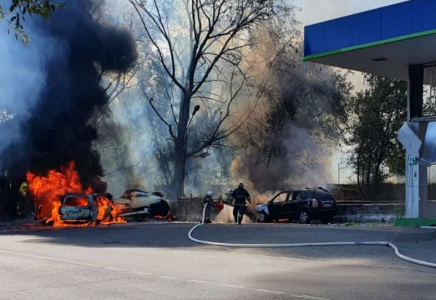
[312,199,319,208]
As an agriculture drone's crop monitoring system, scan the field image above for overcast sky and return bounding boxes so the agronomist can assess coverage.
[294,0,408,26]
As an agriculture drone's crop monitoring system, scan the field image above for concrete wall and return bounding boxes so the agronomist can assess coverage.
[335,203,404,223]
[174,197,212,222]
[159,183,436,202]
[420,200,436,218]
[174,198,405,223]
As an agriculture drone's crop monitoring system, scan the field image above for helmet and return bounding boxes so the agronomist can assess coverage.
[207,191,214,197]
[238,183,244,189]
[226,189,232,195]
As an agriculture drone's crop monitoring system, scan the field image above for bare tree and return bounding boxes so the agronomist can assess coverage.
[129,0,280,197]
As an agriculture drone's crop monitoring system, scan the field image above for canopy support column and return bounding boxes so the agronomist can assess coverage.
[406,65,427,218]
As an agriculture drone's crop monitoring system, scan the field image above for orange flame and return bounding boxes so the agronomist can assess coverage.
[27,161,125,227]
[96,195,126,225]
[153,211,176,222]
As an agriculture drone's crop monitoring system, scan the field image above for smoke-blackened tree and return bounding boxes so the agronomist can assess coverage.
[129,0,286,197]
[345,75,407,199]
[0,0,64,43]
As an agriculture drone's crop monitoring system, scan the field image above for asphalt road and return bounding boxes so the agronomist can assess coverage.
[0,222,435,300]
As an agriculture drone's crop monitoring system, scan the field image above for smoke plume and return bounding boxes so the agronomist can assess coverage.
[0,0,137,190]
[229,24,350,198]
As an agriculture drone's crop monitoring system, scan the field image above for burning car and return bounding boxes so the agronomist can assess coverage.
[58,193,111,224]
[27,162,126,227]
[112,189,171,220]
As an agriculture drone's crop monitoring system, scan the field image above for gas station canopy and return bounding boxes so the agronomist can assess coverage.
[303,0,436,83]
[303,0,436,219]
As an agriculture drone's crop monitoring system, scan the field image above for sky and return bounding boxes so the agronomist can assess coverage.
[291,0,409,183]
[293,0,409,91]
[294,0,408,26]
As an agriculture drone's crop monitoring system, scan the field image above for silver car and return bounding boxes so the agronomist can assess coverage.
[59,193,112,223]
[112,189,170,219]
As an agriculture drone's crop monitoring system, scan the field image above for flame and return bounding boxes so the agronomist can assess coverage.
[64,196,89,207]
[153,211,176,222]
[96,195,126,225]
[46,201,62,226]
[27,161,125,227]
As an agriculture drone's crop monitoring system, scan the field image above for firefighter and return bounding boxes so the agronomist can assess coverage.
[17,182,28,218]
[202,191,214,224]
[231,183,251,225]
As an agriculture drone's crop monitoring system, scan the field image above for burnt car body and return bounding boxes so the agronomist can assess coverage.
[112,189,170,219]
[60,193,111,223]
[255,188,337,224]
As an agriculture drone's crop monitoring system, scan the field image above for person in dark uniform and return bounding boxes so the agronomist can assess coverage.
[0,172,11,216]
[203,191,214,224]
[231,183,251,225]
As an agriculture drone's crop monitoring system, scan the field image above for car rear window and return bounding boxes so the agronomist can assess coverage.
[313,192,334,201]
[64,196,89,207]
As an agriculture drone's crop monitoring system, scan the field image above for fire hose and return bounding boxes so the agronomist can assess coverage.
[188,204,436,269]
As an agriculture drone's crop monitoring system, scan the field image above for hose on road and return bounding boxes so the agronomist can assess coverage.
[188,204,436,269]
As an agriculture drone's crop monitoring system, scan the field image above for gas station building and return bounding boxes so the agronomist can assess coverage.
[304,0,436,222]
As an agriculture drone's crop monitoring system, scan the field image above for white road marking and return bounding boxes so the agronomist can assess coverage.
[159,275,179,280]
[187,279,211,284]
[217,284,247,289]
[0,249,155,276]
[131,270,152,276]
[0,249,111,270]
[186,280,247,289]
[290,295,331,300]
[255,288,285,295]
[0,249,329,299]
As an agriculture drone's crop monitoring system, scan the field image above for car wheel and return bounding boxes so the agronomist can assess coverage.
[299,210,311,224]
[321,216,333,224]
[256,212,269,223]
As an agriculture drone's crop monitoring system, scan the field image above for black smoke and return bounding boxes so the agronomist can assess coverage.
[2,0,137,192]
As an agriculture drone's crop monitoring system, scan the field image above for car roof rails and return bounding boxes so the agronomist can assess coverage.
[316,187,332,194]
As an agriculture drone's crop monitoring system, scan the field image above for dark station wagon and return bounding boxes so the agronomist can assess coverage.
[255,188,337,224]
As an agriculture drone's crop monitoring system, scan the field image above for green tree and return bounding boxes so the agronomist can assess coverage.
[345,75,407,199]
[0,0,64,43]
